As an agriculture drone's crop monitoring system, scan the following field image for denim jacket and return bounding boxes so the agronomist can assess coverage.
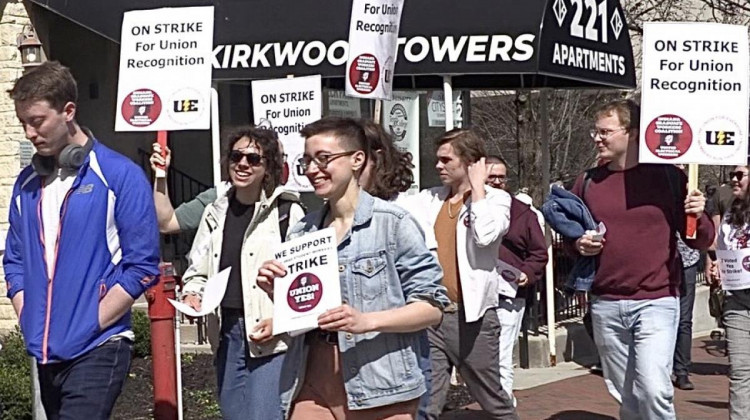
[542,185,598,292]
[278,190,449,416]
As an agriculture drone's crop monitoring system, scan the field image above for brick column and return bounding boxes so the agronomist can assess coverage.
[0,0,29,332]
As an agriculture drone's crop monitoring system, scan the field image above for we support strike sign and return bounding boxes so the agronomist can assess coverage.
[115,6,214,132]
[639,23,749,165]
[345,0,404,100]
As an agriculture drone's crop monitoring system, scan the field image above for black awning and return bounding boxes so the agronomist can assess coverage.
[30,0,636,89]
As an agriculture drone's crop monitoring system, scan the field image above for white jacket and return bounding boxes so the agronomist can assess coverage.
[182,186,305,356]
[405,186,511,322]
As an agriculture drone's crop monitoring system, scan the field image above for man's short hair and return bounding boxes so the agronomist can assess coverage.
[300,117,367,152]
[595,99,640,130]
[9,61,78,112]
[435,128,486,164]
[486,155,507,167]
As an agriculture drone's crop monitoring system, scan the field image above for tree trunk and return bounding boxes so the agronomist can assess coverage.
[515,90,542,205]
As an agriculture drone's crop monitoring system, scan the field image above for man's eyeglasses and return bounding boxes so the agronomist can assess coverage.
[730,171,746,182]
[298,151,358,172]
[229,150,265,166]
[589,127,628,140]
[487,175,508,184]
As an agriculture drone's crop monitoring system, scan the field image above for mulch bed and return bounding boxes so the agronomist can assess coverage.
[113,354,220,420]
[113,354,471,419]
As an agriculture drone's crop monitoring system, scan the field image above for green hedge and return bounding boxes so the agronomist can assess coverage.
[132,309,152,358]
[0,327,32,420]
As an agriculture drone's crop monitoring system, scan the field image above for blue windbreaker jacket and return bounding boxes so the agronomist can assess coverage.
[3,139,160,363]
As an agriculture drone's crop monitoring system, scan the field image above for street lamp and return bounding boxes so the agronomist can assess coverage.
[16,25,44,69]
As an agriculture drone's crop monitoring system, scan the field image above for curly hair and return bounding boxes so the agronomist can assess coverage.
[360,119,414,200]
[221,126,283,197]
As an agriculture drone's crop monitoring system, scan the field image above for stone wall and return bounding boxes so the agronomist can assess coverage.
[0,0,28,332]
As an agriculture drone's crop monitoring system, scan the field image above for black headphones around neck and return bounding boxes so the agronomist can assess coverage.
[31,136,94,177]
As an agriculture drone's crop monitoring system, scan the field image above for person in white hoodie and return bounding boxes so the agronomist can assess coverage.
[180,127,305,420]
[412,128,517,419]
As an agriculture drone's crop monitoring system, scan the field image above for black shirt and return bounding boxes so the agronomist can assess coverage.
[219,197,256,310]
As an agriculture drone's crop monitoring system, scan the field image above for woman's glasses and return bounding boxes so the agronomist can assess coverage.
[298,151,357,172]
[229,150,265,166]
[730,171,746,182]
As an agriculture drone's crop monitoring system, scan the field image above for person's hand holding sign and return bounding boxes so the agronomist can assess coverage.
[256,260,287,298]
[149,142,172,173]
[684,188,706,215]
[249,318,275,343]
[318,305,373,334]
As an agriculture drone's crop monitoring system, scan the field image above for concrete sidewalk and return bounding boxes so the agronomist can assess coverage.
[441,335,729,419]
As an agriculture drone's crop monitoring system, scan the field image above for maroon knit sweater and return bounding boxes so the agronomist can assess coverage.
[570,164,714,300]
[498,198,548,298]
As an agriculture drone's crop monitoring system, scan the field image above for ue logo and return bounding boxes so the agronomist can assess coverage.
[705,131,735,146]
[173,99,199,113]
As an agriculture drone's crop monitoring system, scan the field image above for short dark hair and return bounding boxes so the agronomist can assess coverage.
[360,119,414,200]
[300,117,368,152]
[222,126,283,197]
[9,61,78,112]
[595,99,640,131]
[435,128,486,164]
[486,155,507,167]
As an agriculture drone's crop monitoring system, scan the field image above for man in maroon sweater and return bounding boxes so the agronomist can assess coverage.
[573,100,713,420]
[486,156,548,405]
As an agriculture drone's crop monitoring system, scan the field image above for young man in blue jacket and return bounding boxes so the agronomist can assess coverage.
[3,61,160,419]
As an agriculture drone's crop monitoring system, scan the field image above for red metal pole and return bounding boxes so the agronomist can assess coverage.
[146,262,178,420]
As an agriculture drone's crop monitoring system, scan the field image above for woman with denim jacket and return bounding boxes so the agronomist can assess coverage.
[181,127,305,420]
[258,117,449,420]
[709,165,750,419]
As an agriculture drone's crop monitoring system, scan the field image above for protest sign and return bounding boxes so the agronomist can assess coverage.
[327,90,362,118]
[252,75,322,192]
[639,22,749,165]
[168,267,231,317]
[717,249,750,291]
[495,260,522,298]
[345,0,404,100]
[272,228,341,335]
[427,91,463,127]
[381,92,420,193]
[115,6,214,132]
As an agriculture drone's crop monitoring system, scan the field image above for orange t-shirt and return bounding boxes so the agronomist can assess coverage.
[434,194,467,303]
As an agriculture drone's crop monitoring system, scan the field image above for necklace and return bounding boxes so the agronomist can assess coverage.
[447,198,463,219]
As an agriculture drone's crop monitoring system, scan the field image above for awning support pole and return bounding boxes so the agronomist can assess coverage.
[211,85,221,187]
[443,76,454,131]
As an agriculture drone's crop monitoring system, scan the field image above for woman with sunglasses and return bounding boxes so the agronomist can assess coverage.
[709,166,750,419]
[258,117,448,420]
[181,127,305,420]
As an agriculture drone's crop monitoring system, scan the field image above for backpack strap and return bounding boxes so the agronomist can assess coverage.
[277,198,307,241]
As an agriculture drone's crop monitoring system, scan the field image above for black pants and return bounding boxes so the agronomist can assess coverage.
[38,339,132,420]
[674,264,698,376]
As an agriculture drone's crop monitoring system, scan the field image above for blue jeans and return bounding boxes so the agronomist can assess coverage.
[37,338,132,420]
[591,296,679,420]
[674,264,697,376]
[417,330,431,420]
[216,310,284,420]
[724,294,750,420]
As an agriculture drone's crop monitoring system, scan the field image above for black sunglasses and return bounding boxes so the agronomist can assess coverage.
[730,171,745,182]
[229,150,265,166]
